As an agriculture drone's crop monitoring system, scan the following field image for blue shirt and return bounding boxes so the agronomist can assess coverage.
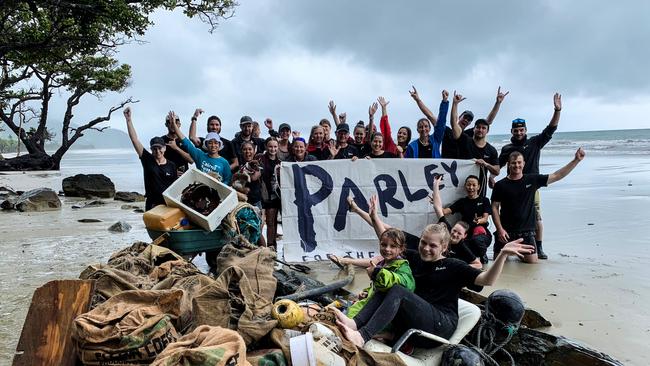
[182,137,232,184]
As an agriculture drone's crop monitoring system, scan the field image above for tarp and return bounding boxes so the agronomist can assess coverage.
[279,159,479,262]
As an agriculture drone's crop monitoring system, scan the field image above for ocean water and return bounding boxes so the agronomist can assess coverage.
[51,128,650,193]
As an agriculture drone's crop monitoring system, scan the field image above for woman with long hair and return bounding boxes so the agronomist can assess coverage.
[306,125,331,160]
[259,137,282,248]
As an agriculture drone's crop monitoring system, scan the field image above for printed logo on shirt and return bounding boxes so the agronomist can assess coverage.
[525,184,532,188]
[435,266,447,271]
[477,202,483,206]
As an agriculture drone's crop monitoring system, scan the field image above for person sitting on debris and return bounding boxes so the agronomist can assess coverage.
[168,111,232,184]
[329,226,415,319]
[123,107,177,210]
[430,174,492,264]
[333,224,534,349]
[346,194,480,269]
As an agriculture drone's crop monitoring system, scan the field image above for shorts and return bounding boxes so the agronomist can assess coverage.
[494,230,537,254]
[534,190,542,221]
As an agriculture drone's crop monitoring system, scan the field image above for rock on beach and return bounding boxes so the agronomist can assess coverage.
[14,188,62,212]
[62,174,115,198]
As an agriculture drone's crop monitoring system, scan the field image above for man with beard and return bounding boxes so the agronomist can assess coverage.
[442,87,509,159]
[496,93,562,259]
[492,148,583,263]
[189,109,238,172]
[232,115,265,165]
[450,91,500,198]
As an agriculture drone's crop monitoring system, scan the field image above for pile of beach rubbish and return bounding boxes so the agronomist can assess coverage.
[71,235,406,366]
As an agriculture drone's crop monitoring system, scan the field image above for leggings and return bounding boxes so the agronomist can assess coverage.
[353,285,457,347]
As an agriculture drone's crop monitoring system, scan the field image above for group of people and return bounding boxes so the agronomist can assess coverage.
[123,85,585,350]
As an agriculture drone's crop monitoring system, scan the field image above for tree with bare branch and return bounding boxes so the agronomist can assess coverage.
[0,0,237,170]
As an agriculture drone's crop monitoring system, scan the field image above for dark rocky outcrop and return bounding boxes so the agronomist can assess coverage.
[114,191,145,202]
[108,221,132,233]
[15,188,62,212]
[62,174,115,198]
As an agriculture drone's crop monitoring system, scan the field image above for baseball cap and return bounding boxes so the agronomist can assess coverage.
[278,123,291,132]
[512,118,526,128]
[460,110,474,122]
[204,132,222,149]
[149,136,165,149]
[336,123,350,133]
[240,116,253,126]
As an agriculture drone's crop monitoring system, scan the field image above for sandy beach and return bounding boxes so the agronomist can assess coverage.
[1,152,649,365]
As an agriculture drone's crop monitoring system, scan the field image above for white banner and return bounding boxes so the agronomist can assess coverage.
[279,159,480,262]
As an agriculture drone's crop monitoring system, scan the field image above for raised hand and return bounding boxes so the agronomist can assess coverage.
[377,96,389,108]
[368,194,378,216]
[369,102,379,117]
[554,93,562,111]
[328,100,337,115]
[339,112,347,124]
[166,139,178,150]
[575,147,585,161]
[193,108,204,119]
[500,238,536,259]
[291,130,301,139]
[328,140,339,157]
[453,91,466,104]
[409,86,420,101]
[442,89,449,102]
[496,86,509,103]
[264,118,273,130]
[123,106,131,120]
[366,259,377,278]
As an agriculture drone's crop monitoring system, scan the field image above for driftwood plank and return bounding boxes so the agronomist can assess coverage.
[12,279,95,366]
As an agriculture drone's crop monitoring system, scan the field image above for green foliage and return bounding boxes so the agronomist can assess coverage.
[0,0,237,168]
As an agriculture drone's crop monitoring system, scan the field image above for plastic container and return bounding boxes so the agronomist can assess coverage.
[142,205,185,231]
[162,167,238,231]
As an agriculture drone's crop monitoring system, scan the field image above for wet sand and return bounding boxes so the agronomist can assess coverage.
[1,155,649,365]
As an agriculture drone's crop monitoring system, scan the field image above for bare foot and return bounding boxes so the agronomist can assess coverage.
[337,320,365,348]
[331,307,356,330]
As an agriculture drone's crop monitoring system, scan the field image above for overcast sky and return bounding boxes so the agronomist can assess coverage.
[65,0,650,141]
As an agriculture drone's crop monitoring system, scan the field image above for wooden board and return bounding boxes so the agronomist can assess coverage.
[12,279,95,366]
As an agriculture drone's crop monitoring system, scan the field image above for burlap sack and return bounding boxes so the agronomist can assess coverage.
[73,289,183,365]
[215,242,277,301]
[192,266,277,345]
[149,259,202,282]
[151,325,252,366]
[152,274,216,334]
[79,264,156,308]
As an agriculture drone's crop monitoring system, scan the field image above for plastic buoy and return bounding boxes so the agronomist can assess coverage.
[272,299,304,328]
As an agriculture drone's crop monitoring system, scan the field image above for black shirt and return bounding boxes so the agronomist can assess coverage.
[491,174,548,232]
[334,145,359,159]
[161,135,188,172]
[416,140,433,159]
[403,231,421,251]
[405,250,481,314]
[449,196,492,231]
[457,134,498,165]
[352,142,371,158]
[140,150,177,210]
[367,151,397,159]
[442,127,475,159]
[498,125,557,174]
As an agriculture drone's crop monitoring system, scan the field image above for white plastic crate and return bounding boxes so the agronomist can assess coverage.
[163,167,238,231]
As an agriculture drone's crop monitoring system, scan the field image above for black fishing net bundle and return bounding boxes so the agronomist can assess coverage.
[180,182,222,216]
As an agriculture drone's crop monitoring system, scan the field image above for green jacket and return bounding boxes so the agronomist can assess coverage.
[347,258,415,319]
